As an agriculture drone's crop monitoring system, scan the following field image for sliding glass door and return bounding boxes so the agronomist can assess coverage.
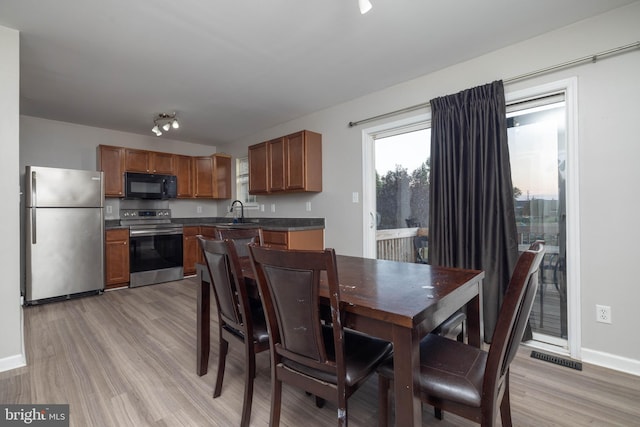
[363,79,578,356]
[507,98,568,346]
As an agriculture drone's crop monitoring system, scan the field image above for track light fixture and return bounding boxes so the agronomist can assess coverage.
[359,0,372,14]
[151,112,179,136]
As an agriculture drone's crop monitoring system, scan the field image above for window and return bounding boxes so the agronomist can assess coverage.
[235,157,257,206]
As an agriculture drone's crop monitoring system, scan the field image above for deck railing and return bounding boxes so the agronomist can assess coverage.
[376,227,422,263]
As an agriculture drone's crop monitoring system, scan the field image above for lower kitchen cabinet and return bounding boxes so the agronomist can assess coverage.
[263,229,324,250]
[105,229,129,289]
[183,226,324,275]
[183,226,201,276]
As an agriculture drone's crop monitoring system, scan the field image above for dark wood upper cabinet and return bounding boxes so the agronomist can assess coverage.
[248,130,322,194]
[285,131,322,192]
[97,145,125,197]
[213,154,232,199]
[194,156,214,198]
[268,137,286,192]
[125,149,175,174]
[151,152,175,174]
[124,148,151,173]
[248,143,269,194]
[175,155,194,198]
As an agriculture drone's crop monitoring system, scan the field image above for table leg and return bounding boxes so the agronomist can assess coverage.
[466,285,483,347]
[197,273,211,376]
[392,325,422,427]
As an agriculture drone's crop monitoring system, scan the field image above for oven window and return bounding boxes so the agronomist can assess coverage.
[129,234,183,273]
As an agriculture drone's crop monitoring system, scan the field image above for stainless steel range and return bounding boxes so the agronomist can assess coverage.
[120,208,183,287]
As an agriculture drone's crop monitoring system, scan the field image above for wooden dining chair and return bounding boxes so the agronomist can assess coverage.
[215,227,264,258]
[378,241,545,427]
[198,236,269,427]
[248,245,393,427]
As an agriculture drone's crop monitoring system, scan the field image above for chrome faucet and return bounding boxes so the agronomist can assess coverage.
[230,200,244,223]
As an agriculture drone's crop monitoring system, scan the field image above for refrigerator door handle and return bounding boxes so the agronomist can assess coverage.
[31,171,37,243]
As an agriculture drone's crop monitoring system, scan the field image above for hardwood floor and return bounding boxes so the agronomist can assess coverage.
[2,278,639,426]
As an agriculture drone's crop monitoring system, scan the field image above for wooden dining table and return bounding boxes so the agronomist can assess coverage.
[196,255,484,427]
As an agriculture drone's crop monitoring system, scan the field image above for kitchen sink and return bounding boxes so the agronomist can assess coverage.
[215,222,261,228]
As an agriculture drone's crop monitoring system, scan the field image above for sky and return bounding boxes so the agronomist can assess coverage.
[375,129,430,175]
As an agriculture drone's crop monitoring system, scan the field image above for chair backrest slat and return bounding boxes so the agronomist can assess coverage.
[216,227,263,258]
[249,246,342,374]
[199,237,251,333]
[484,241,545,408]
[261,264,325,362]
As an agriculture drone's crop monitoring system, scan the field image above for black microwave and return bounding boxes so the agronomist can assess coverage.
[124,172,177,199]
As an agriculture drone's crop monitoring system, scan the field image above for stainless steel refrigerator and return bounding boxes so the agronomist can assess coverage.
[25,166,105,304]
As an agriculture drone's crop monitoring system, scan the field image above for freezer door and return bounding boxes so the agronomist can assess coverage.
[25,166,104,208]
[25,207,104,302]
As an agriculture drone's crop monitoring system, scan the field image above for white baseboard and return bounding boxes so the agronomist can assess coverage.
[581,348,640,377]
[0,353,26,373]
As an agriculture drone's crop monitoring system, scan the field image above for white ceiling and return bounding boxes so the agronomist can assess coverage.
[0,0,636,146]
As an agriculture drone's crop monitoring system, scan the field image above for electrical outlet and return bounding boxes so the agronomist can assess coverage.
[106,205,112,214]
[306,201,311,211]
[271,204,276,213]
[196,206,202,214]
[596,304,612,324]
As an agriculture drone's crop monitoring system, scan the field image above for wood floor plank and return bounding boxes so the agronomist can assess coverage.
[2,277,639,426]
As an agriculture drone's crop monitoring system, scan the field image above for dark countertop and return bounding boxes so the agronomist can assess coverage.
[106,217,324,231]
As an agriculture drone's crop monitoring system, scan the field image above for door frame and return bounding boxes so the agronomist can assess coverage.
[506,78,581,359]
[361,78,580,359]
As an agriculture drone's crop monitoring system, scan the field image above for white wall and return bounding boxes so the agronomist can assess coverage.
[12,3,640,374]
[216,4,640,372]
[0,26,24,372]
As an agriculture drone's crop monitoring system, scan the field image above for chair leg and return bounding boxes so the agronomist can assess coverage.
[500,376,513,427]
[456,321,465,343]
[434,407,443,420]
[315,396,326,408]
[337,403,347,427]
[378,376,390,427]
[270,377,282,427]
[240,349,256,427]
[213,337,228,398]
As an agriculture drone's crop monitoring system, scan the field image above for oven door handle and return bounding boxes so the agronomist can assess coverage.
[130,229,183,237]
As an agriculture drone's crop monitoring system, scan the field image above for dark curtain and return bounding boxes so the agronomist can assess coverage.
[428,80,521,342]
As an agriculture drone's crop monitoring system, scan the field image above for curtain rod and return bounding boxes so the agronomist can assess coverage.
[348,41,640,128]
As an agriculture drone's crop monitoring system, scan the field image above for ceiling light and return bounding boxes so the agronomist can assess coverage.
[152,112,179,137]
[359,0,372,14]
